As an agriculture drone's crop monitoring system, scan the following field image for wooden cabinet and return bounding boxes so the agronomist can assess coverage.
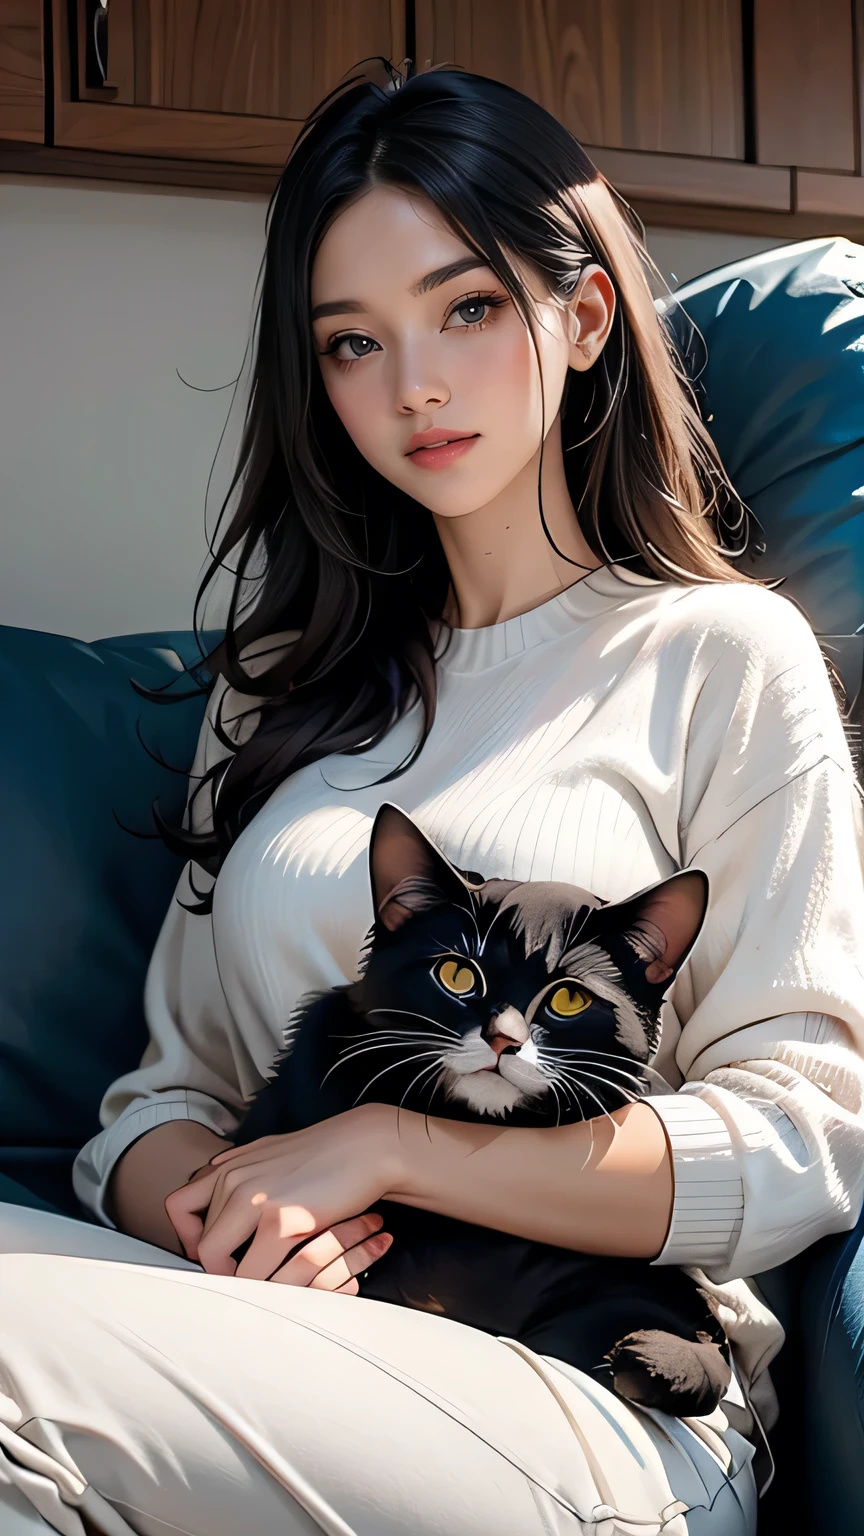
[416,0,864,236]
[0,0,43,144]
[754,0,857,172]
[417,0,745,160]
[53,0,403,180]
[0,1,403,190]
[1,2,864,237]
[82,1,400,119]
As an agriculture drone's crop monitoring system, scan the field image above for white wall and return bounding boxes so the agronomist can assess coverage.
[0,175,267,639]
[0,173,788,640]
[646,227,792,289]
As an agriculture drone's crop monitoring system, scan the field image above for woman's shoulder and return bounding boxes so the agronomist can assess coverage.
[647,577,824,679]
[641,578,849,772]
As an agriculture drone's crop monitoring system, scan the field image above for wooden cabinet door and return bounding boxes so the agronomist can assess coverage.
[415,0,745,160]
[754,0,858,171]
[53,1,405,175]
[413,1,796,222]
[0,0,43,144]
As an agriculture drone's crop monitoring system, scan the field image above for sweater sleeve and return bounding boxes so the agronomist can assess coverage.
[72,669,269,1224]
[647,591,864,1283]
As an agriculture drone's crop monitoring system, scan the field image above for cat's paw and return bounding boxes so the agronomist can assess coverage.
[607,1328,731,1418]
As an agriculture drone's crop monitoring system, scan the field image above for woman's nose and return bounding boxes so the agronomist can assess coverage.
[394,342,451,415]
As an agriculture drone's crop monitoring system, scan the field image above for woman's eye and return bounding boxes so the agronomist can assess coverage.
[435,959,478,996]
[325,334,380,362]
[450,299,489,326]
[444,294,507,331]
[546,985,592,1018]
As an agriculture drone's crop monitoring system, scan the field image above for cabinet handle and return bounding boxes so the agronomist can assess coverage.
[84,0,116,90]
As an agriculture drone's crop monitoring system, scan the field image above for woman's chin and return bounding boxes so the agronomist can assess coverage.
[396,465,522,521]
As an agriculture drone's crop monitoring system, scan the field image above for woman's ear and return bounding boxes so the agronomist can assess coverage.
[565,265,616,373]
[368,804,472,931]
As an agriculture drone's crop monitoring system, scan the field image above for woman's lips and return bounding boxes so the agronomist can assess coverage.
[407,435,479,469]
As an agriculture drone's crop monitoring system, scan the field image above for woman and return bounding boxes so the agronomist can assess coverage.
[1,64,863,1536]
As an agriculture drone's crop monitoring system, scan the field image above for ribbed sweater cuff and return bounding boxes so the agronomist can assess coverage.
[647,1093,745,1271]
[72,1095,237,1227]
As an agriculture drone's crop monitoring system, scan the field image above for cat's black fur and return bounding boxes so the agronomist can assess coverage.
[235,804,731,1418]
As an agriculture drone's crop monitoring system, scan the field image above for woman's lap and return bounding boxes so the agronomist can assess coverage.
[0,1203,756,1536]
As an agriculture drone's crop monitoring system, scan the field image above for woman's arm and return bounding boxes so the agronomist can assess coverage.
[72,675,256,1230]
[107,1120,231,1251]
[643,591,864,1282]
[387,1099,674,1256]
[165,1098,673,1278]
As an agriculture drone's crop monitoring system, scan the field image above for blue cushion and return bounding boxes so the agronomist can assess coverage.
[798,1206,864,1533]
[0,1171,63,1216]
[0,627,210,1212]
[672,237,864,702]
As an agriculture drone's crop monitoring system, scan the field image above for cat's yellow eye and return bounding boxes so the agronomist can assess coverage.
[547,985,592,1018]
[436,959,478,996]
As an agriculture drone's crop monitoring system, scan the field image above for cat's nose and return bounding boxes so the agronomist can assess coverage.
[486,1005,529,1054]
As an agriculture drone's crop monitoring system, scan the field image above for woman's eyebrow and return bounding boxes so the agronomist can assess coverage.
[409,256,491,295]
[310,257,493,322]
[311,298,367,321]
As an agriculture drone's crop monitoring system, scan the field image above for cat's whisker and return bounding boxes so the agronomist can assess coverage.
[399,1058,445,1110]
[545,1058,635,1100]
[450,901,481,948]
[584,1072,644,1103]
[545,1078,569,1128]
[561,1066,641,1107]
[324,1038,446,1073]
[540,1044,649,1067]
[538,1050,651,1095]
[548,1065,644,1145]
[351,1048,444,1105]
[477,899,519,957]
[421,1069,446,1113]
[538,1065,583,1124]
[543,1078,597,1168]
[541,1047,653,1070]
[320,1042,402,1086]
[427,935,475,961]
[540,1047,669,1091]
[538,1050,645,1099]
[332,1029,446,1050]
[542,1066,621,1135]
[320,1038,445,1085]
[366,1007,460,1038]
[330,1029,449,1048]
[543,1070,583,1120]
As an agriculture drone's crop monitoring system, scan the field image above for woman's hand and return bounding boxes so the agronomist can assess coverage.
[164,1103,403,1284]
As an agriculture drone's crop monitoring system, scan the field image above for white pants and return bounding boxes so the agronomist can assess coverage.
[0,1203,757,1536]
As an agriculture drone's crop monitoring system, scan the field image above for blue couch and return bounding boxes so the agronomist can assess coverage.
[0,627,210,1213]
[2,238,864,1530]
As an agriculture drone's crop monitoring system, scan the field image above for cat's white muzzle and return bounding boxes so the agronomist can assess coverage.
[440,1026,548,1117]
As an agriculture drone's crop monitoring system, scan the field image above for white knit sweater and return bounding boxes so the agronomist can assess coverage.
[74,566,864,1305]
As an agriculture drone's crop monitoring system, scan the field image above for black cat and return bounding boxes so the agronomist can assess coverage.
[235,803,731,1418]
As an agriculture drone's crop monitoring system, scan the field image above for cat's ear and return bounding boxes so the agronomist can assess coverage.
[612,870,709,986]
[369,804,474,932]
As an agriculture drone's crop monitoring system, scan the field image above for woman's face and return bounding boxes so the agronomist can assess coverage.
[310,185,578,520]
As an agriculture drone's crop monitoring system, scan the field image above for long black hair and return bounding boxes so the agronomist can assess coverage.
[165,63,750,909]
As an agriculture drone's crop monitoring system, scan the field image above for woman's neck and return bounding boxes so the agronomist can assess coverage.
[434,414,601,630]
